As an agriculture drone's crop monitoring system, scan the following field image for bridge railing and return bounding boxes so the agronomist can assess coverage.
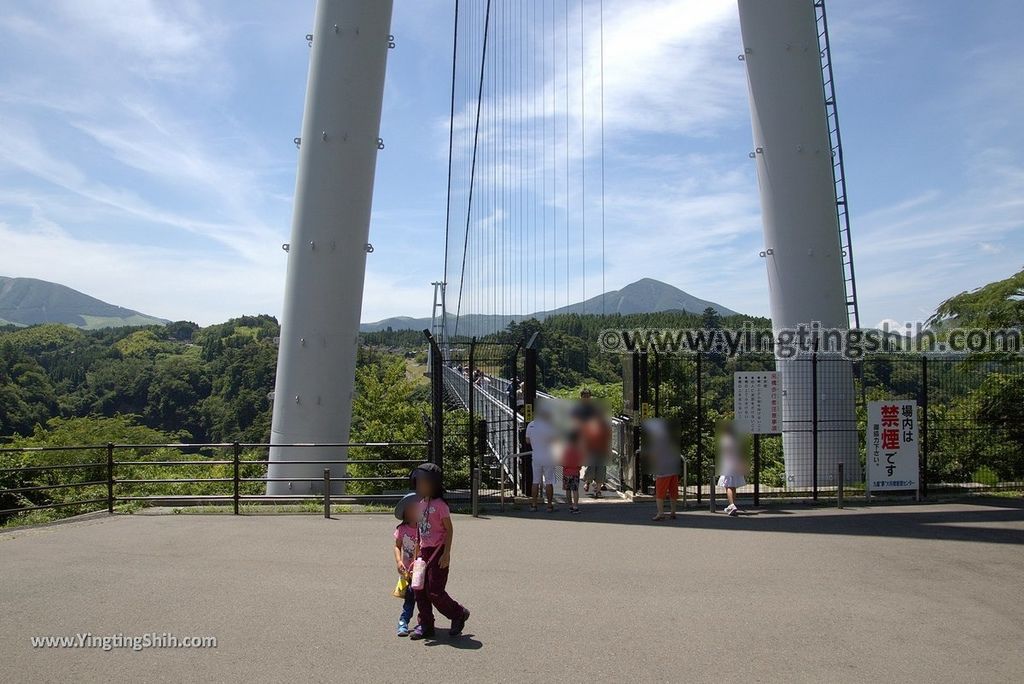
[441,360,521,500]
[0,441,428,525]
[440,363,626,497]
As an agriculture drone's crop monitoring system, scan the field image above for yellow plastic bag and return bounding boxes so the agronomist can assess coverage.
[393,574,409,598]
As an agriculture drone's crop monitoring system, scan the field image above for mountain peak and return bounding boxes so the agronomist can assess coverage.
[360,277,738,334]
[0,276,168,329]
[544,277,738,317]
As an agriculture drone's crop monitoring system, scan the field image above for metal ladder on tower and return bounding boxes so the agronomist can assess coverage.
[815,0,860,331]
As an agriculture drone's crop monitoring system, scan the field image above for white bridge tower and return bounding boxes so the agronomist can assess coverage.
[268,0,395,495]
[737,0,859,486]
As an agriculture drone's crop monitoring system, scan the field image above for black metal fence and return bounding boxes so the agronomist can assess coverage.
[640,352,1024,503]
[432,337,523,506]
[4,346,1020,526]
[0,442,427,525]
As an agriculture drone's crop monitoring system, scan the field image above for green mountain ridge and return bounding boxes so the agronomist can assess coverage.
[0,276,168,330]
[359,277,740,335]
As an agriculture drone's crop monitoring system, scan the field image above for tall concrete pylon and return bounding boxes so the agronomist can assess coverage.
[737,0,858,486]
[268,0,395,495]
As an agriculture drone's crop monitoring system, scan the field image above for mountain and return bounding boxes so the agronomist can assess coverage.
[0,276,168,329]
[359,278,739,335]
[536,278,738,317]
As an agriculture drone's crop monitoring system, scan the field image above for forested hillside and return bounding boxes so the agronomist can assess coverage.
[0,316,278,443]
[1,269,1022,526]
[0,307,767,444]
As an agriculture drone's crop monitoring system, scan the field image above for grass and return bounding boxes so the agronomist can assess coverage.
[405,359,429,386]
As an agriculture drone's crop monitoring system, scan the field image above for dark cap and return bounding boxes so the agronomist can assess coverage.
[394,492,419,520]
[409,462,443,489]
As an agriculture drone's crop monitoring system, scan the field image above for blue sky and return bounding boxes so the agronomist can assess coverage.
[0,0,1021,328]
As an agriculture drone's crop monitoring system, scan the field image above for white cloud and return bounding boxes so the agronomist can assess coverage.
[0,219,283,325]
[1,0,1022,331]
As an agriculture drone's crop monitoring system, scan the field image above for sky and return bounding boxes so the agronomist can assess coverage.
[0,0,1022,329]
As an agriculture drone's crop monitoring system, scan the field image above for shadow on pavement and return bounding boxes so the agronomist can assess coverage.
[423,632,483,650]
[488,496,1024,545]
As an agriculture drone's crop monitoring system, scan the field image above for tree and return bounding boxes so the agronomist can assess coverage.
[347,355,430,494]
[929,267,1024,329]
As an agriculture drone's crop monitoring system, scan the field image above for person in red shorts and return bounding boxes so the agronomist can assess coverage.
[643,419,680,521]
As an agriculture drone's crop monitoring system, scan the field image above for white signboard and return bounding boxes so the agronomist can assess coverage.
[733,371,779,434]
[867,400,919,492]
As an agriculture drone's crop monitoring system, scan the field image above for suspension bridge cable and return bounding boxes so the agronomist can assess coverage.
[542,0,549,313]
[453,0,492,340]
[442,0,460,295]
[599,0,606,317]
[580,0,586,311]
[564,0,571,311]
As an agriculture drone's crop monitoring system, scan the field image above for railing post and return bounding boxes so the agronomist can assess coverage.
[423,330,445,468]
[837,462,844,509]
[475,418,488,499]
[106,442,114,514]
[472,467,481,517]
[921,355,928,499]
[233,442,241,515]
[681,457,688,510]
[653,352,661,418]
[709,471,716,512]
[636,351,649,493]
[695,352,703,505]
[468,339,477,482]
[509,343,521,499]
[753,433,761,508]
[323,468,331,519]
[522,334,538,497]
[811,351,819,501]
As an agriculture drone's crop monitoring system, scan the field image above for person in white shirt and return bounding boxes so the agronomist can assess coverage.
[525,407,558,512]
[716,421,746,516]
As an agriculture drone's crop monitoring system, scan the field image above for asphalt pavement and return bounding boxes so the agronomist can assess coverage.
[2,498,1023,683]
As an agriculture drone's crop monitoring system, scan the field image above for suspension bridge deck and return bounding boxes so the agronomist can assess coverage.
[2,500,1023,683]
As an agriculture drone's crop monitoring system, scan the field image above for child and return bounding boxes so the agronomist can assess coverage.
[717,421,746,516]
[408,463,470,641]
[562,431,583,514]
[392,492,420,637]
[644,419,680,521]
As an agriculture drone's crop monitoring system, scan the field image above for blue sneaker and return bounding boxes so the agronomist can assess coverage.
[397,622,409,637]
[449,609,470,637]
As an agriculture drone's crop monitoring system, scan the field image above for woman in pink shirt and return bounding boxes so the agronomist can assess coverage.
[409,463,470,641]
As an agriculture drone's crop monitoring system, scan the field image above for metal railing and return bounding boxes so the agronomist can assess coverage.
[0,441,428,521]
[441,364,626,499]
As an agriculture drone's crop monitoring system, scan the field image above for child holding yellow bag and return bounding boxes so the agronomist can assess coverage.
[392,492,420,636]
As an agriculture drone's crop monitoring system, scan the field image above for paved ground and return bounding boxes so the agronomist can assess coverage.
[2,498,1023,683]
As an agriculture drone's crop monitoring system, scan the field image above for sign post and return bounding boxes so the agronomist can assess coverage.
[734,371,780,435]
[733,371,780,506]
[866,400,919,499]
